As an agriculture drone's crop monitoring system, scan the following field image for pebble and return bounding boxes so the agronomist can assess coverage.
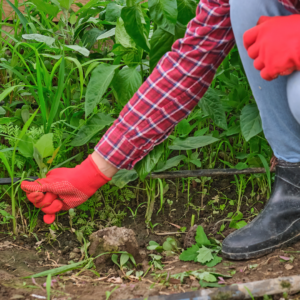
[69,252,80,260]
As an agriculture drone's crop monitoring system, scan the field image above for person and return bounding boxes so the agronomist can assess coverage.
[21,0,300,260]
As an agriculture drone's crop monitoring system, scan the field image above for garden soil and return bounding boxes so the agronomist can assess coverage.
[1,175,300,300]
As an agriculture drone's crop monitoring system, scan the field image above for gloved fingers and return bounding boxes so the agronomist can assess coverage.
[253,56,265,71]
[41,199,63,214]
[260,68,278,81]
[32,192,58,209]
[21,178,50,193]
[43,214,56,224]
[247,43,259,59]
[243,26,259,50]
[26,192,44,205]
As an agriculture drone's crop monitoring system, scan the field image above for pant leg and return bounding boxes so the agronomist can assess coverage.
[287,72,300,125]
[230,0,300,162]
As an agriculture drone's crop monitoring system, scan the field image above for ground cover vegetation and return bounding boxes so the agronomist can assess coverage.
[0,0,285,299]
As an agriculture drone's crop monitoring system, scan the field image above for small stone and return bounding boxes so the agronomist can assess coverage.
[285,264,293,270]
[69,252,80,260]
[72,248,81,253]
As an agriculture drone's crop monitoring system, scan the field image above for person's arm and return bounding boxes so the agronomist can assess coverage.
[94,0,234,170]
[21,0,234,223]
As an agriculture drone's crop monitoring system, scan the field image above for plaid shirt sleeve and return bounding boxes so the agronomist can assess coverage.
[95,0,235,170]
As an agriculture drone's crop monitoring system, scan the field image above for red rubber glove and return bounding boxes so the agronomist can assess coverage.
[21,155,111,224]
[243,15,300,81]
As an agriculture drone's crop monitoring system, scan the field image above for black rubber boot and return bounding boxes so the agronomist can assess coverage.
[222,160,300,260]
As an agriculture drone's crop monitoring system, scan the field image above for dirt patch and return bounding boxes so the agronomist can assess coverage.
[0,176,298,299]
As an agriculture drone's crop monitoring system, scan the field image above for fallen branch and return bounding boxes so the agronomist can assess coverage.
[133,275,300,300]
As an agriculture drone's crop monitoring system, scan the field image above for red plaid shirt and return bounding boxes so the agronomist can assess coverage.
[95,0,300,170]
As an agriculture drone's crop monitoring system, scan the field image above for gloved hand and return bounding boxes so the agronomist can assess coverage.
[243,15,300,81]
[21,155,111,224]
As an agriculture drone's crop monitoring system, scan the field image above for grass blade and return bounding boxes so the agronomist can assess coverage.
[47,55,65,132]
[5,0,28,33]
[46,274,51,300]
[0,153,12,178]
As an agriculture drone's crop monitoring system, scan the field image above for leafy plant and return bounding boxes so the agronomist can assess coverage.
[180,226,222,267]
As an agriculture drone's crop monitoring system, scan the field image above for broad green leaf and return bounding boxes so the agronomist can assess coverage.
[111,169,138,188]
[21,105,30,123]
[112,67,142,106]
[106,2,123,22]
[6,0,28,33]
[148,0,177,34]
[111,254,120,267]
[196,246,214,264]
[121,6,150,52]
[232,211,243,221]
[177,0,197,25]
[58,0,73,10]
[22,34,55,46]
[85,64,120,117]
[135,143,164,181]
[240,104,262,141]
[235,162,248,170]
[64,45,90,57]
[179,244,199,261]
[174,21,186,40]
[163,238,177,251]
[82,28,107,50]
[115,17,136,48]
[18,134,34,158]
[199,280,223,288]
[197,271,216,282]
[150,27,173,71]
[230,220,247,229]
[206,255,222,267]
[169,136,219,150]
[226,124,240,136]
[149,241,159,246]
[70,113,115,146]
[154,155,186,172]
[195,226,211,247]
[176,119,198,137]
[30,0,59,16]
[200,89,227,130]
[96,28,116,40]
[190,159,202,167]
[34,133,54,158]
[120,253,129,267]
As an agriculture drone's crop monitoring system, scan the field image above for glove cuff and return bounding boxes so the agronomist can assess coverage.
[87,155,112,182]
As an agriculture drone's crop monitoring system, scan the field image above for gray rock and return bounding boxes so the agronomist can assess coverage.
[69,252,80,260]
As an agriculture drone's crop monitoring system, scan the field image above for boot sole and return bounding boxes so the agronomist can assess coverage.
[222,231,300,260]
